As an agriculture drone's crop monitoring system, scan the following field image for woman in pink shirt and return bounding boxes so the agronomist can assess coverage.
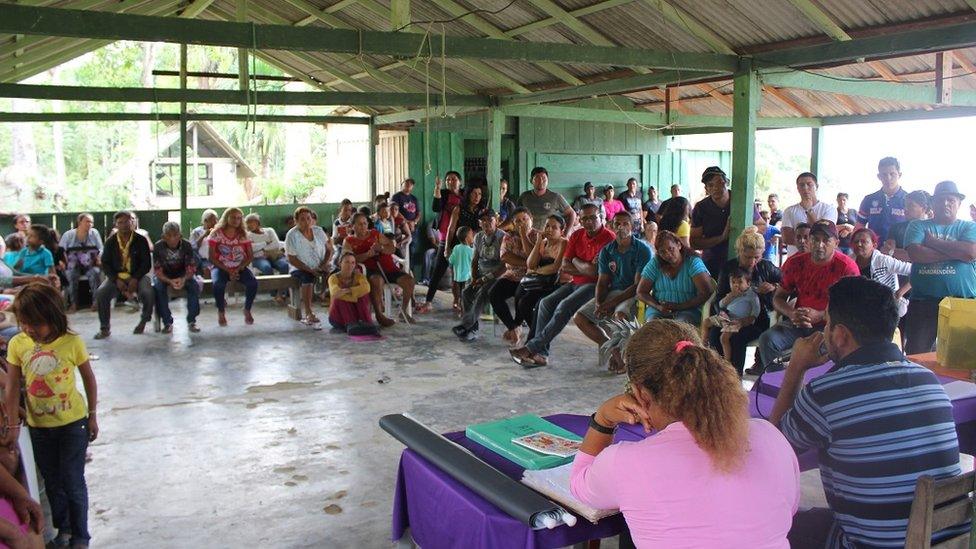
[209,207,257,327]
[602,185,625,223]
[571,319,799,549]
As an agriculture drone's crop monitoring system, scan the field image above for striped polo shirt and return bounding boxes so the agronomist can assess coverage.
[780,342,961,548]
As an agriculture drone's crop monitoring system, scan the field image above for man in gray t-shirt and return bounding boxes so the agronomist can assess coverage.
[454,210,508,339]
[516,167,575,230]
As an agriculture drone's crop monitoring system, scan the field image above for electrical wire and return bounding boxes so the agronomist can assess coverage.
[392,0,520,33]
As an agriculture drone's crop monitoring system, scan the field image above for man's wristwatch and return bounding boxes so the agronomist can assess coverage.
[589,413,615,435]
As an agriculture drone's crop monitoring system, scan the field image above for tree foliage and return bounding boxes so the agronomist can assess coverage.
[1,42,330,213]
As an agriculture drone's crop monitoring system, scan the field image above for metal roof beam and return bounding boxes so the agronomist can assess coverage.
[820,106,976,125]
[0,4,741,72]
[373,106,476,125]
[0,83,491,107]
[761,70,976,107]
[636,0,736,55]
[784,0,851,41]
[427,0,584,86]
[503,0,634,37]
[499,103,819,128]
[756,20,976,69]
[0,112,370,123]
[499,70,720,106]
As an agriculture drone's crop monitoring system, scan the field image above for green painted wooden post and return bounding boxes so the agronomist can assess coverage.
[368,122,378,200]
[179,43,189,232]
[486,108,503,210]
[729,61,758,259]
[810,127,824,176]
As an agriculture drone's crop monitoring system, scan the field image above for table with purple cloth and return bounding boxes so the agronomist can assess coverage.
[755,362,976,453]
[390,413,647,549]
[748,391,818,471]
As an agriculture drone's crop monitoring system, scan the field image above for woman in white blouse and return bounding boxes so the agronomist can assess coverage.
[851,228,912,316]
[285,207,334,327]
[246,213,290,303]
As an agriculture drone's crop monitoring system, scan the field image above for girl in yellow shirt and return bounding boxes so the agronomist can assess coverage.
[5,283,98,548]
[328,253,375,331]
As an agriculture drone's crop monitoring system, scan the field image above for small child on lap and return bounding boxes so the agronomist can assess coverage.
[705,266,760,362]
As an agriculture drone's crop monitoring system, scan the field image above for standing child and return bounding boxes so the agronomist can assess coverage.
[5,283,98,549]
[704,266,760,363]
[447,226,475,315]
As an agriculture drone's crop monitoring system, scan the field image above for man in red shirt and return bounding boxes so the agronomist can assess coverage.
[755,219,858,373]
[511,204,614,367]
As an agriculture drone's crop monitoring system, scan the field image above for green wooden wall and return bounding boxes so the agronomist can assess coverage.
[518,116,666,199]
[648,149,732,198]
[0,202,358,244]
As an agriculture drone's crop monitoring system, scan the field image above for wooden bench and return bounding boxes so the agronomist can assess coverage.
[152,274,301,331]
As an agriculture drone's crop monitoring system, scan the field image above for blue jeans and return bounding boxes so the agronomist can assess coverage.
[252,256,289,275]
[31,418,90,545]
[644,306,702,326]
[212,268,258,311]
[526,283,596,357]
[153,276,200,325]
[758,319,818,371]
[252,256,290,297]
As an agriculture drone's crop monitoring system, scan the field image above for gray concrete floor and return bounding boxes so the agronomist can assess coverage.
[75,291,633,548]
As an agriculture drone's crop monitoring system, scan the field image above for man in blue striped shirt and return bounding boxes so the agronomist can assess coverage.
[769,276,960,548]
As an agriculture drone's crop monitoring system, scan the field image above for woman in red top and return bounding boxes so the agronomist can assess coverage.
[209,207,257,326]
[343,213,416,327]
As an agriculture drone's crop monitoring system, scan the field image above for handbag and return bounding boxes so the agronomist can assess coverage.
[518,272,557,293]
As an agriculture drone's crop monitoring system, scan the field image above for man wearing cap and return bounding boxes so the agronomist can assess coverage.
[903,181,976,354]
[856,156,907,242]
[517,167,576,231]
[690,166,732,277]
[617,177,645,235]
[510,203,614,367]
[572,182,604,223]
[452,209,507,341]
[573,210,652,373]
[781,172,837,256]
[754,220,859,374]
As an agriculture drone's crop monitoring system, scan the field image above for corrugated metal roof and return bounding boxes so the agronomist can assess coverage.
[3,0,976,121]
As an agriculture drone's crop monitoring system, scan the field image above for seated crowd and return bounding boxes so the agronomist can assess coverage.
[0,155,974,548]
[1,157,974,371]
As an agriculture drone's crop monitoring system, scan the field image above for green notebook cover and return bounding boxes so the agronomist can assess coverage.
[465,414,582,470]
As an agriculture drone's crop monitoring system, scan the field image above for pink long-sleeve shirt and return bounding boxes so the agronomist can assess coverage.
[571,419,800,549]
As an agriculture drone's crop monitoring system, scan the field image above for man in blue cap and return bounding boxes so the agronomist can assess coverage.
[904,180,976,354]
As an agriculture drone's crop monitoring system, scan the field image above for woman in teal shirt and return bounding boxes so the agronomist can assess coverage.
[637,230,715,325]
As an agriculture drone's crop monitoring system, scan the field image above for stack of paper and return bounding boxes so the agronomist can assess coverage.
[521,462,619,524]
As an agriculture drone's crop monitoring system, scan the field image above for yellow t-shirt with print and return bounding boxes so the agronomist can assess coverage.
[5,333,89,428]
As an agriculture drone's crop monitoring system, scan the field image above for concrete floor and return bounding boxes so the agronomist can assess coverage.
[75,291,635,548]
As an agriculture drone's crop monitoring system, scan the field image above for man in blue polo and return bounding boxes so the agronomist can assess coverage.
[770,276,961,549]
[573,211,652,373]
[903,180,976,354]
[856,156,907,242]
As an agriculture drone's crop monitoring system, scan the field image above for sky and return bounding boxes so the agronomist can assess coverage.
[676,116,976,214]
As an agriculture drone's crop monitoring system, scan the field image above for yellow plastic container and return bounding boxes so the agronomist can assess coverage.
[937,298,976,370]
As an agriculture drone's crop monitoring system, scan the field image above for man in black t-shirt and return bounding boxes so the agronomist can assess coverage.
[690,166,731,277]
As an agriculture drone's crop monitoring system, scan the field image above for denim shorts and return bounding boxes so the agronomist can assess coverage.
[290,270,317,285]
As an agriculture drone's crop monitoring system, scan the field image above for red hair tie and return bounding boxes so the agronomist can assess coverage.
[674,340,694,353]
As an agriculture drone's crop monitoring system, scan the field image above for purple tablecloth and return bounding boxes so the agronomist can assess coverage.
[390,414,648,549]
[755,362,976,453]
[748,391,818,471]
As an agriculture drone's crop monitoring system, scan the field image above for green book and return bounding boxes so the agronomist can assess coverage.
[465,414,582,470]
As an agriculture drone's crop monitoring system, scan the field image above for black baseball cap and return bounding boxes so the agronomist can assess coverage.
[583,182,594,190]
[701,166,727,183]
